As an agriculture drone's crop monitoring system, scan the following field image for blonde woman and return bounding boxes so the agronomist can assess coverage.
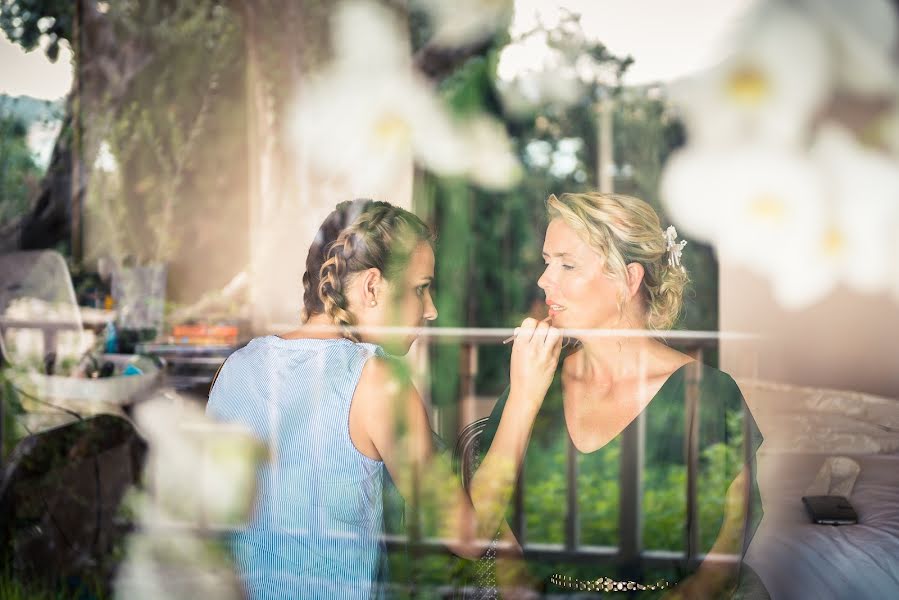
[206,199,561,599]
[475,193,767,598]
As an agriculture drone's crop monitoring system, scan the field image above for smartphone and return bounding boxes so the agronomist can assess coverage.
[802,495,858,525]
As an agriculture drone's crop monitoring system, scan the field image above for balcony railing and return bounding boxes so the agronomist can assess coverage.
[387,329,755,577]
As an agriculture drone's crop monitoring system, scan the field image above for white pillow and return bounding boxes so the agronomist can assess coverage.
[736,378,899,454]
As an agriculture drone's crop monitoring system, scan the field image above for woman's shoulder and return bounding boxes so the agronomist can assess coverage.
[358,353,410,387]
[690,362,741,394]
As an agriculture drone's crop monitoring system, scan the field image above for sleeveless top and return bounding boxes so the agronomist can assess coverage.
[206,336,387,599]
[476,358,764,597]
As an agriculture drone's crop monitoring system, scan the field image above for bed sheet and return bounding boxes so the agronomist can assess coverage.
[745,452,899,599]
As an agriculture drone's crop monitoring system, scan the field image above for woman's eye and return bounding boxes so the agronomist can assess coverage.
[562,264,574,271]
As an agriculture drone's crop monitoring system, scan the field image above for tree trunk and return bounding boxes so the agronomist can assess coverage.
[9,0,155,259]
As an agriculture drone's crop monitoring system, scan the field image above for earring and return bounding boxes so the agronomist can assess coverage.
[370,300,377,307]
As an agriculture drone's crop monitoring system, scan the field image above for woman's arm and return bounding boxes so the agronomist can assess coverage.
[663,467,750,600]
[354,318,562,559]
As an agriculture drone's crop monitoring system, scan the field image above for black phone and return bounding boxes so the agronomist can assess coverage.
[802,495,858,525]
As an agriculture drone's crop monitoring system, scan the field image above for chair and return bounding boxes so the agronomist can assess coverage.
[450,417,500,600]
[452,417,490,491]
[0,250,160,435]
[0,250,86,371]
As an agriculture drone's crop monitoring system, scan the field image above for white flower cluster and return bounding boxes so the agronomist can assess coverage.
[660,0,899,309]
[115,395,266,599]
[290,1,522,196]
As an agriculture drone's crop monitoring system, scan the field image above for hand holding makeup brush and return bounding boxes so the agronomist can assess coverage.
[508,316,563,408]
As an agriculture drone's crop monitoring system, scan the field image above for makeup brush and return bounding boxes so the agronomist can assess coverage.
[503,316,553,344]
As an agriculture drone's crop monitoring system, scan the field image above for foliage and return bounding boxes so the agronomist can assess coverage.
[0,95,63,124]
[385,427,746,589]
[0,569,106,600]
[0,114,43,225]
[0,0,73,61]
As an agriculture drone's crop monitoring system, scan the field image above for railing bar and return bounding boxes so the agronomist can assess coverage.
[384,534,743,570]
[565,435,579,551]
[618,409,644,563]
[685,357,702,560]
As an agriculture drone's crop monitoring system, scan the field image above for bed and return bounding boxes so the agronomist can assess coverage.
[738,380,899,599]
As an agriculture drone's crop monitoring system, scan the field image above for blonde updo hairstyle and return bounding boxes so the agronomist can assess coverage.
[301,199,435,341]
[546,192,689,330]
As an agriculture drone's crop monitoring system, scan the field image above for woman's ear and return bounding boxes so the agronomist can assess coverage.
[624,262,645,300]
[359,268,383,307]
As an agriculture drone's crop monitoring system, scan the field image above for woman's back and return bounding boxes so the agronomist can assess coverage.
[206,335,387,599]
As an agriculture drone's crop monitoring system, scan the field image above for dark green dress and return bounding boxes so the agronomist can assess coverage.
[475,358,764,597]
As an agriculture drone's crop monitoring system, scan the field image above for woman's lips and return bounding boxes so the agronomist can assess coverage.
[547,302,566,316]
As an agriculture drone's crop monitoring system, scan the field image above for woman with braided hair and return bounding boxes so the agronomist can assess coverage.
[206,199,562,599]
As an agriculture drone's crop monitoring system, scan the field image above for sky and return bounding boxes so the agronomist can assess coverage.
[0,0,756,100]
[0,31,73,100]
[514,0,758,85]
[575,0,758,84]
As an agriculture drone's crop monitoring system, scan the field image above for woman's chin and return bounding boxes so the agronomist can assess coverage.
[549,311,569,328]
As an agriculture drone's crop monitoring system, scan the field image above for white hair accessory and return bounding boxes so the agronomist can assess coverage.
[664,225,687,270]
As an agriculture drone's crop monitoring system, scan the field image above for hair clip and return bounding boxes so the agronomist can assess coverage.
[663,225,687,270]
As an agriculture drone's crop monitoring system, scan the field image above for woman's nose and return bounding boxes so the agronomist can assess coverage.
[537,267,552,291]
[423,294,438,321]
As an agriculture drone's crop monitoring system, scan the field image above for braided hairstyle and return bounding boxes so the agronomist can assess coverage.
[301,199,434,341]
[547,192,690,330]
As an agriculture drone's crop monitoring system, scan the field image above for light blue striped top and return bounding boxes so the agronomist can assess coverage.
[206,336,387,599]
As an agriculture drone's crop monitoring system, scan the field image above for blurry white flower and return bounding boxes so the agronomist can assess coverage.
[665,0,899,309]
[663,124,899,308]
[415,0,513,47]
[294,70,467,194]
[715,155,826,278]
[661,144,828,288]
[114,395,265,600]
[461,116,522,190]
[115,527,244,600]
[659,147,729,242]
[292,1,520,192]
[797,0,899,96]
[332,0,412,71]
[809,124,899,294]
[135,396,265,527]
[671,2,830,147]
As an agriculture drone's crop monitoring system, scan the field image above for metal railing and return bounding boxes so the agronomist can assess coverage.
[389,331,751,575]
